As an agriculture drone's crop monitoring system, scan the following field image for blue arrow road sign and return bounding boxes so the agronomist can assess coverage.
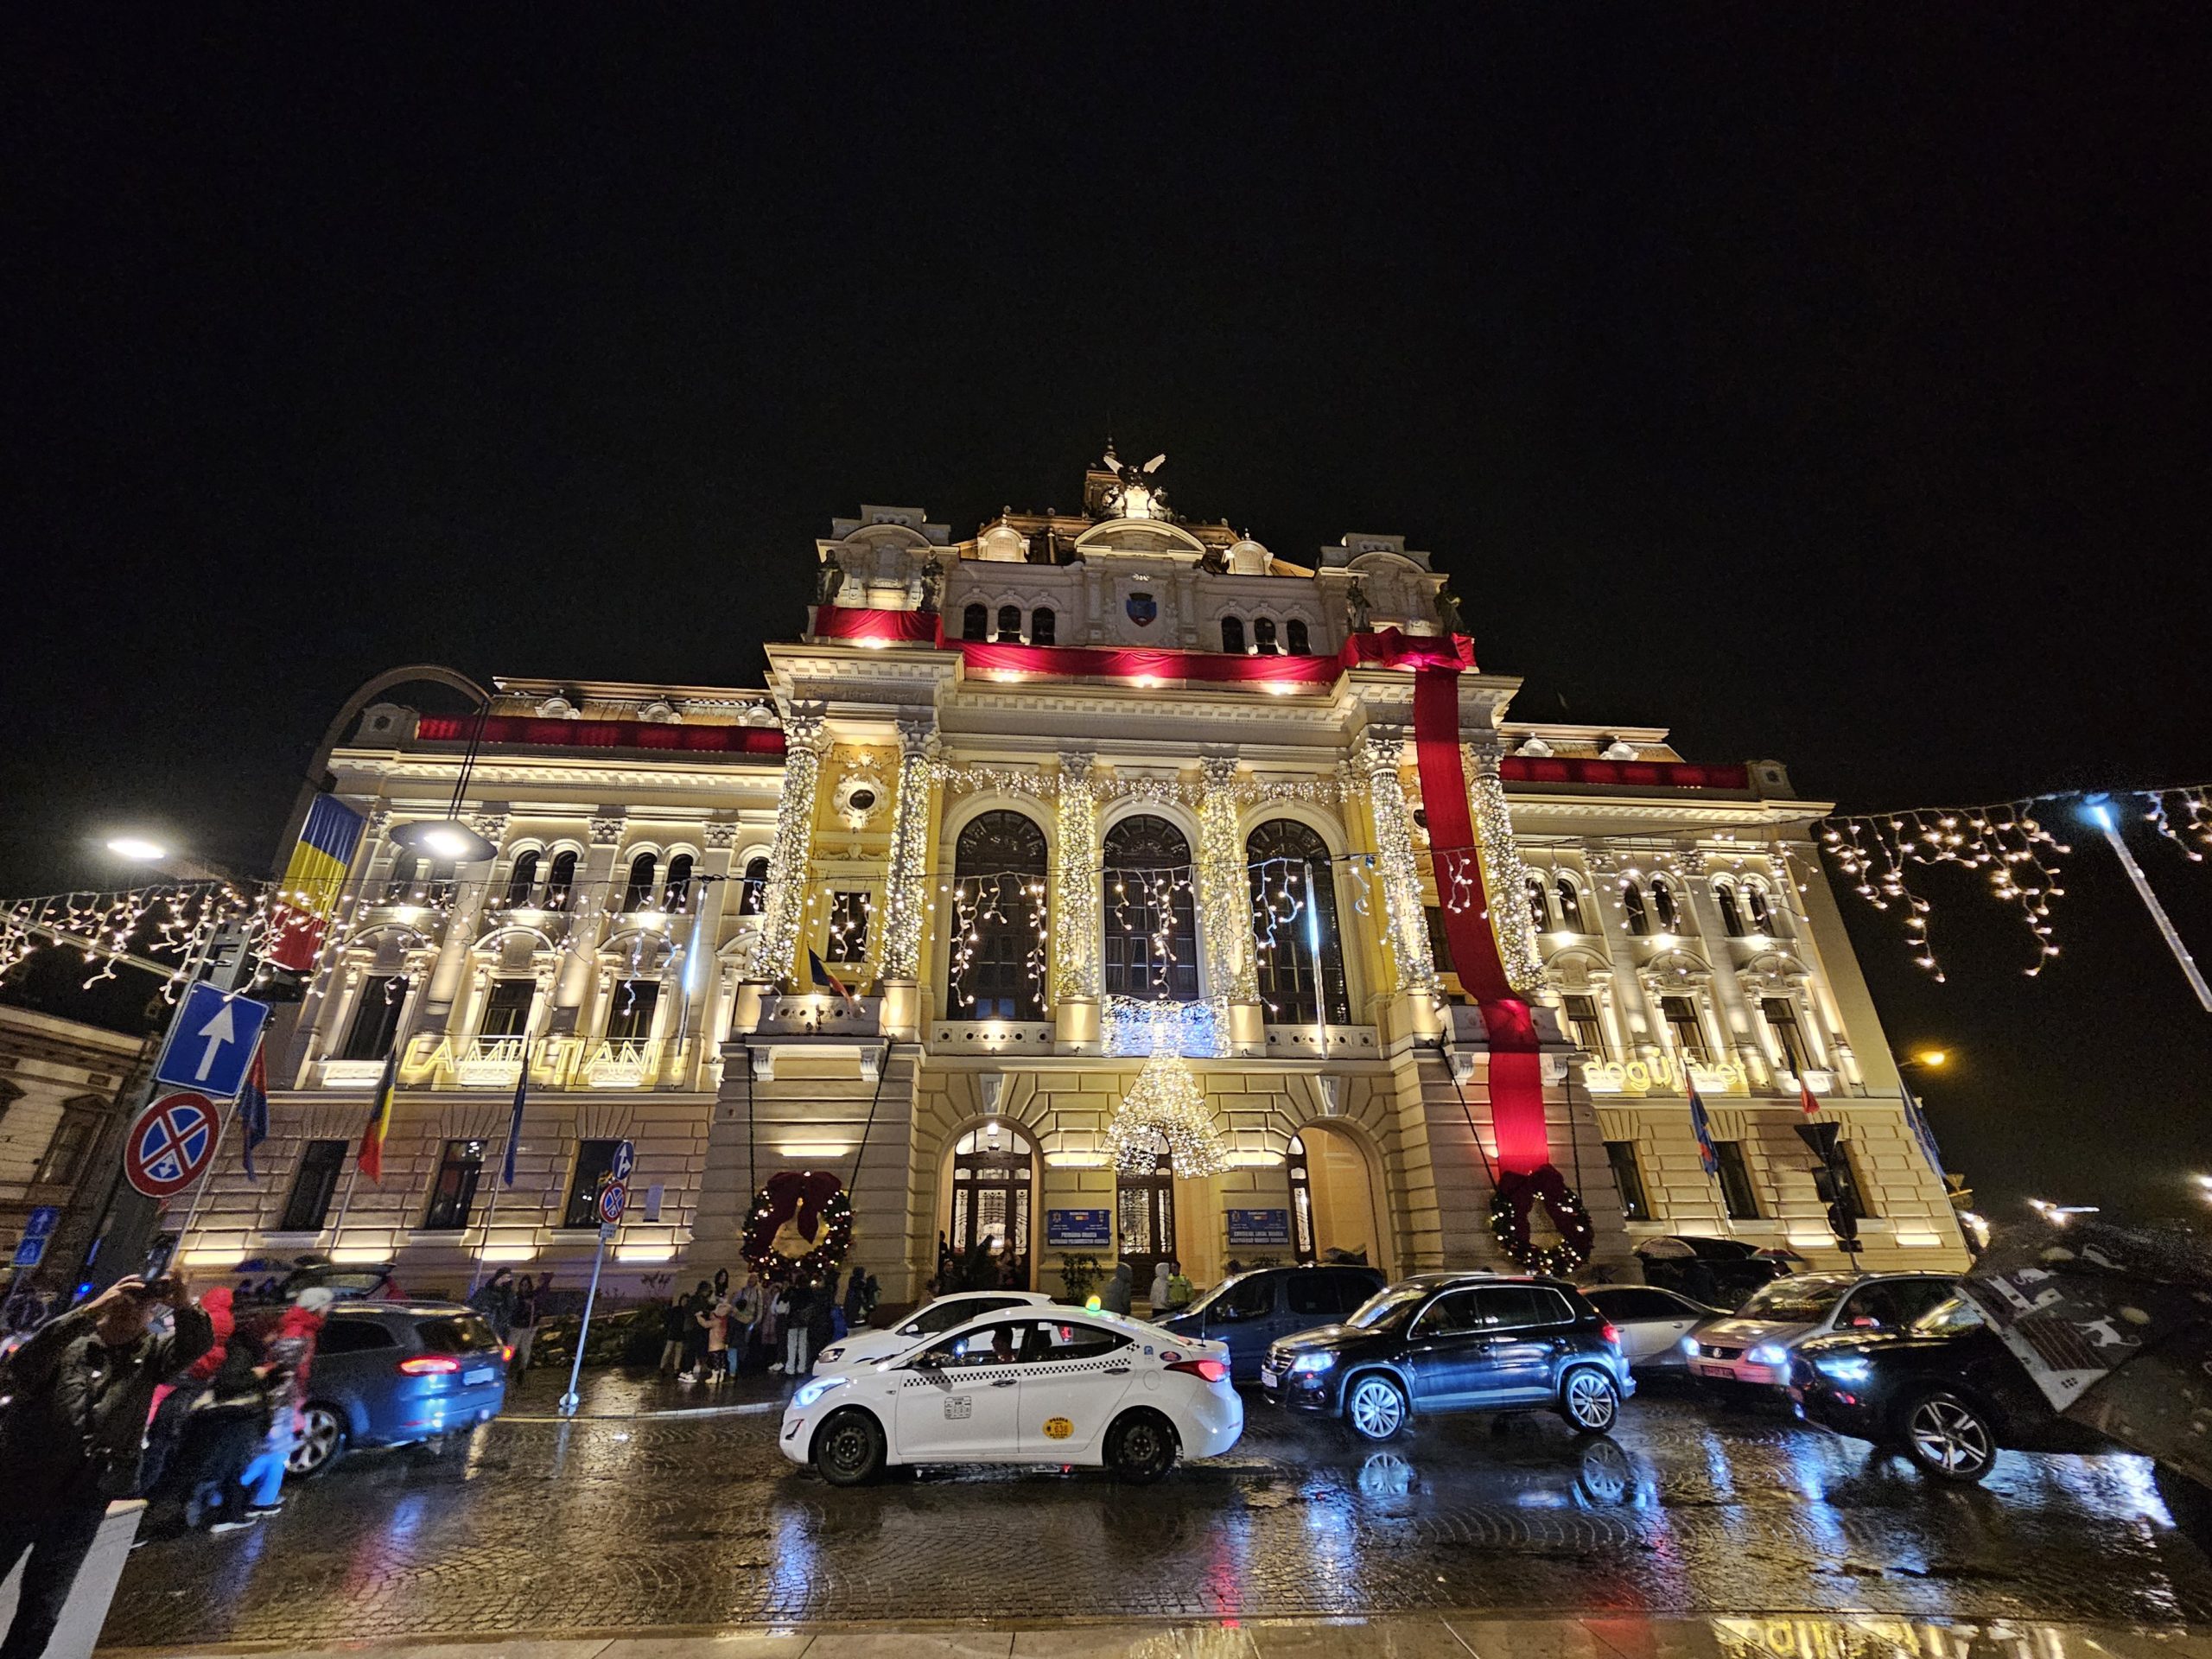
[154,983,271,1100]
[609,1140,636,1182]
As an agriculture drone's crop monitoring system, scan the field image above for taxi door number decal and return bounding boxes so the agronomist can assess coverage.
[944,1396,972,1421]
[1042,1416,1074,1440]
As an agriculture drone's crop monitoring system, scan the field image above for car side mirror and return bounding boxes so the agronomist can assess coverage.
[908,1352,944,1370]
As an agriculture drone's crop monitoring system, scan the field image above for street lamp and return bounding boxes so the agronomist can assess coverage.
[389,817,497,864]
[1899,1048,1948,1071]
[102,834,235,883]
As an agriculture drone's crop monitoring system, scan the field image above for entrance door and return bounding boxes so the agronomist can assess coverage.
[893,1319,1029,1460]
[949,1122,1034,1286]
[1116,1132,1176,1288]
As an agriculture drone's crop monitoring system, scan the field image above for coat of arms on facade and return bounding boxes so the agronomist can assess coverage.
[1125,591,1159,626]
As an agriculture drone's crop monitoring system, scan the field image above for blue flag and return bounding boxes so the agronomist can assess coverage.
[500,1049,529,1187]
[238,1043,270,1180]
[1904,1090,1945,1177]
[1688,1087,1719,1177]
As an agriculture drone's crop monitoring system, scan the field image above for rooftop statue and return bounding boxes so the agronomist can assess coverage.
[1098,445,1169,521]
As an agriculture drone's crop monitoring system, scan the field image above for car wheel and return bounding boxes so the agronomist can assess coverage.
[1900,1390,1996,1483]
[813,1408,887,1487]
[1561,1368,1620,1435]
[1344,1374,1408,1443]
[1105,1408,1179,1484]
[287,1404,346,1478]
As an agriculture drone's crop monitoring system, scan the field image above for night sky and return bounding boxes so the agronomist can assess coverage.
[7,11,2210,1216]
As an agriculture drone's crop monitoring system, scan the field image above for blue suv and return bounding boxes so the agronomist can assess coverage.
[1262,1272,1633,1440]
[286,1300,508,1476]
[1155,1264,1386,1382]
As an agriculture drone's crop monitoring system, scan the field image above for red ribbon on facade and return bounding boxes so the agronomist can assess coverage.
[1408,659,1551,1176]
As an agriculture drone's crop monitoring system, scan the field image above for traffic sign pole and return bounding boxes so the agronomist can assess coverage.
[558,1217,615,1418]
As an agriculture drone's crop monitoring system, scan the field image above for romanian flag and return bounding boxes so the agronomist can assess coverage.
[1688,1087,1720,1178]
[268,795,367,972]
[359,1047,397,1184]
[809,949,860,1016]
[1800,1077,1821,1117]
[238,1043,270,1180]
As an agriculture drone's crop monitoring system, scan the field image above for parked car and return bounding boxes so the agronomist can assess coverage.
[1582,1285,1722,1374]
[1790,1293,2113,1482]
[1155,1264,1387,1382]
[1683,1271,1959,1394]
[286,1300,509,1476]
[1635,1236,1789,1307]
[813,1290,1056,1371]
[779,1307,1241,1485]
[1261,1272,1633,1441]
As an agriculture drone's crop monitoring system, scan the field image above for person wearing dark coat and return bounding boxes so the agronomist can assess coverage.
[0,1275,212,1659]
[1099,1262,1134,1315]
[804,1274,839,1372]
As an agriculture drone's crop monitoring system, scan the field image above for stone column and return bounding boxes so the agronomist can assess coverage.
[553,814,627,1024]
[1357,727,1437,995]
[1462,740,1546,995]
[1052,750,1102,1043]
[1196,753,1260,1012]
[425,810,506,1021]
[1583,845,1660,1061]
[1680,850,1756,1081]
[878,718,938,983]
[664,821,740,1084]
[749,707,828,988]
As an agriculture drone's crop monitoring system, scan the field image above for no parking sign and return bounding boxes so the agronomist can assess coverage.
[124,1092,220,1199]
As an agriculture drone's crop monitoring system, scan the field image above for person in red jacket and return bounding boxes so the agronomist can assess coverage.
[232,1288,330,1521]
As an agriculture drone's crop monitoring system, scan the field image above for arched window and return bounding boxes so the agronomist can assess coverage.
[662,853,696,912]
[1745,883,1775,934]
[504,850,540,908]
[1253,616,1280,655]
[1103,815,1199,1001]
[1622,881,1650,936]
[1221,616,1246,654]
[544,850,579,912]
[384,847,419,901]
[1031,607,1056,646]
[1286,618,1311,654]
[621,852,658,912]
[1554,876,1586,933]
[738,855,770,916]
[951,810,1049,1020]
[1714,884,1745,938]
[1649,876,1680,932]
[996,604,1022,643]
[1248,820,1350,1024]
[1525,873,1553,933]
[949,1121,1035,1275]
[963,602,988,641]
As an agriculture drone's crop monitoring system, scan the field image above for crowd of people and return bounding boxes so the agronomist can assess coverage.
[660,1266,879,1383]
[0,1270,341,1659]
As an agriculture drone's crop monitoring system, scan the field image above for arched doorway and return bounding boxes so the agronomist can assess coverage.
[947,1121,1035,1286]
[1287,1126,1379,1268]
[1116,1129,1177,1287]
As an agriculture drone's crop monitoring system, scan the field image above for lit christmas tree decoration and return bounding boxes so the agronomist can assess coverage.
[1104,1046,1228,1178]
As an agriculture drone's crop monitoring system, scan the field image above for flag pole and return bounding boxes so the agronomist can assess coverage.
[468,1039,531,1296]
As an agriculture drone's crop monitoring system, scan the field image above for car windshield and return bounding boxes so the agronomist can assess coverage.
[1911,1296,1988,1338]
[903,1300,989,1337]
[1344,1284,1428,1330]
[1737,1276,1853,1321]
[416,1313,501,1354]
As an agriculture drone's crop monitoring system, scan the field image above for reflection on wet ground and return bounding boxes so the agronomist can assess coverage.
[100,1384,2212,1647]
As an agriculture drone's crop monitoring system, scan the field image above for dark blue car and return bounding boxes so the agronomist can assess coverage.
[286,1300,508,1476]
[1155,1264,1386,1382]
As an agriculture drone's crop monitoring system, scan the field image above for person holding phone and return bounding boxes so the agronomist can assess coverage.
[0,1274,212,1659]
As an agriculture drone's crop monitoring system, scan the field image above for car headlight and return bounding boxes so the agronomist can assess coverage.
[1289,1352,1337,1374]
[1815,1356,1873,1383]
[1748,1343,1790,1367]
[817,1345,843,1364]
[791,1376,847,1410]
[1681,1335,1700,1356]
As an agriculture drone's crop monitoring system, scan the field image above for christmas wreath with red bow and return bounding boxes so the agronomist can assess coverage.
[743,1169,853,1284]
[1489,1163,1594,1276]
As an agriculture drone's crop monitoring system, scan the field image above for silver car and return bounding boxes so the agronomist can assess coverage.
[1682,1271,1958,1391]
[1583,1285,1722,1374]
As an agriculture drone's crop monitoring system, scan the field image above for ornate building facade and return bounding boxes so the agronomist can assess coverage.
[175,455,1969,1299]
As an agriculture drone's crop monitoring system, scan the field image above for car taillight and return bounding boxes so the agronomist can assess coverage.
[501,1344,514,1363]
[1167,1357,1230,1384]
[1600,1323,1621,1348]
[398,1354,462,1376]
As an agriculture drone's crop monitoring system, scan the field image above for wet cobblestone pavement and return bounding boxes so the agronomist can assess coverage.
[100,1378,2212,1647]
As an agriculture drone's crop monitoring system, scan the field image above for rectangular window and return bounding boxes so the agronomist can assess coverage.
[1565,995,1610,1060]
[280,1140,349,1232]
[1761,996,1813,1076]
[1661,995,1710,1064]
[479,978,535,1039]
[562,1139,623,1229]
[422,1139,486,1231]
[33,1112,99,1187]
[342,976,407,1060]
[826,891,872,963]
[1713,1140,1760,1220]
[1605,1140,1649,1221]
[606,979,660,1046]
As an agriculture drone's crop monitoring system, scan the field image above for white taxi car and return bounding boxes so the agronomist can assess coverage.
[780,1307,1241,1485]
[811,1289,1055,1372]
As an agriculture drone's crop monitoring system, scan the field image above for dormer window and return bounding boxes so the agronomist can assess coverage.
[1287,619,1311,654]
[962,602,988,641]
[1031,607,1056,646]
[1221,617,1245,654]
[1253,617,1279,655]
[996,604,1022,644]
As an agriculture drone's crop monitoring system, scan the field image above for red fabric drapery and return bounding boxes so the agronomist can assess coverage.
[1339,628,1478,671]
[1408,662,1551,1176]
[416,715,787,756]
[808,606,946,645]
[954,641,1340,686]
